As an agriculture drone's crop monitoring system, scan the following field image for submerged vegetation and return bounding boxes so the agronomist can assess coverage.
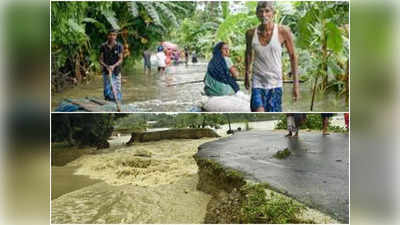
[273,148,292,159]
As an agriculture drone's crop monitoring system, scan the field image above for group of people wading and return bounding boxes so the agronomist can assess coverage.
[99,2,299,112]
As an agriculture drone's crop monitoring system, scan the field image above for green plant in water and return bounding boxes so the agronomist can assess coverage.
[273,148,292,159]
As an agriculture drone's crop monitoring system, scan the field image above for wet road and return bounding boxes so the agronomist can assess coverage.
[52,61,348,112]
[196,130,349,223]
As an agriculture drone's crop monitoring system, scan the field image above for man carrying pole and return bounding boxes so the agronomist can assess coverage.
[99,29,123,110]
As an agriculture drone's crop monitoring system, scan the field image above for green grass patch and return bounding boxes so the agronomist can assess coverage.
[273,148,292,159]
[240,184,307,224]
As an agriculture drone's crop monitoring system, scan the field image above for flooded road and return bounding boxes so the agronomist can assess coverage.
[51,137,216,224]
[52,61,348,112]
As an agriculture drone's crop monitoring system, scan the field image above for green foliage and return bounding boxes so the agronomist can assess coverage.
[273,148,291,159]
[113,114,148,132]
[51,1,195,91]
[275,114,346,132]
[295,1,349,97]
[51,114,114,147]
[240,184,305,224]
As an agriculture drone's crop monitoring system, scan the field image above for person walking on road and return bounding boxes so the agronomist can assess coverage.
[143,49,152,74]
[156,46,167,75]
[321,113,334,135]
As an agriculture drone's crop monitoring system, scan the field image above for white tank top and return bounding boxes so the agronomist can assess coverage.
[251,24,282,89]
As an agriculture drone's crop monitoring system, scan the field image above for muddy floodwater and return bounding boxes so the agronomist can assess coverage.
[52,62,348,112]
[51,137,216,224]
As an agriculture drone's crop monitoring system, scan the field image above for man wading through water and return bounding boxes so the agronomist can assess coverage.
[99,29,123,101]
[245,1,299,112]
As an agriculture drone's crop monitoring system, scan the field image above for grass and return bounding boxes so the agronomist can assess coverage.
[273,148,292,159]
[240,183,309,224]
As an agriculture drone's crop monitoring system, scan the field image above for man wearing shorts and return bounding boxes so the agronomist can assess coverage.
[245,1,299,112]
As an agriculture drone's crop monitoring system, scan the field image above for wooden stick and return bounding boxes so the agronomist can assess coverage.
[310,76,319,111]
[108,70,122,112]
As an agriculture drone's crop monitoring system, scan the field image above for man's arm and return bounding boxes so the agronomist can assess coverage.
[244,29,254,90]
[99,50,109,70]
[282,25,299,100]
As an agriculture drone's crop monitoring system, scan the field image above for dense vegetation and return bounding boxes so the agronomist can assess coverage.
[52,114,115,148]
[51,1,195,92]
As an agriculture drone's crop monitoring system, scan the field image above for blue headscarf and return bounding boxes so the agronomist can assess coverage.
[207,42,239,92]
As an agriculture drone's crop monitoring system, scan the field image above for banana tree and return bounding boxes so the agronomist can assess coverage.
[295,1,348,110]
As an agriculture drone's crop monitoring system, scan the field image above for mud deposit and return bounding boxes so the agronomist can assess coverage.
[51,138,216,224]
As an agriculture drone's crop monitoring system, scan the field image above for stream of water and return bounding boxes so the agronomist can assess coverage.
[52,61,348,112]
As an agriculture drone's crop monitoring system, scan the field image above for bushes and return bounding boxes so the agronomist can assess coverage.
[275,114,345,132]
[51,114,114,148]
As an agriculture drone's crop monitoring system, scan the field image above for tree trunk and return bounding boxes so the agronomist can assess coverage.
[75,53,82,83]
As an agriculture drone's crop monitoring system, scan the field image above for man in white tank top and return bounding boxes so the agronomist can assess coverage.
[245,1,299,112]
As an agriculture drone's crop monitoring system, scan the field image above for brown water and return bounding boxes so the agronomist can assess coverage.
[51,137,216,224]
[52,62,348,112]
[51,166,101,200]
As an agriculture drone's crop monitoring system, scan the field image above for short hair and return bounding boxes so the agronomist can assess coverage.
[256,1,275,13]
[108,29,119,34]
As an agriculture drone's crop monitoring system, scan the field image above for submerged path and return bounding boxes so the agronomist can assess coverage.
[52,61,347,112]
[197,130,349,223]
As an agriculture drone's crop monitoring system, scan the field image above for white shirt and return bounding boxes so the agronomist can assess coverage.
[251,24,283,89]
[156,51,166,67]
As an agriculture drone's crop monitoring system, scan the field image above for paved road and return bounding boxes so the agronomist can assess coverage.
[197,130,349,223]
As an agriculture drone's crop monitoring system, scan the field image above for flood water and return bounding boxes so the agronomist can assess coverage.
[51,138,215,223]
[52,60,348,112]
[51,166,101,200]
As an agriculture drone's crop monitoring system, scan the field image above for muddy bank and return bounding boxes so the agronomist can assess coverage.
[127,128,219,144]
[194,157,338,224]
[52,138,217,223]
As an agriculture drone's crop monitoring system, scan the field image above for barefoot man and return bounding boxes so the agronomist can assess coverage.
[245,1,299,112]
